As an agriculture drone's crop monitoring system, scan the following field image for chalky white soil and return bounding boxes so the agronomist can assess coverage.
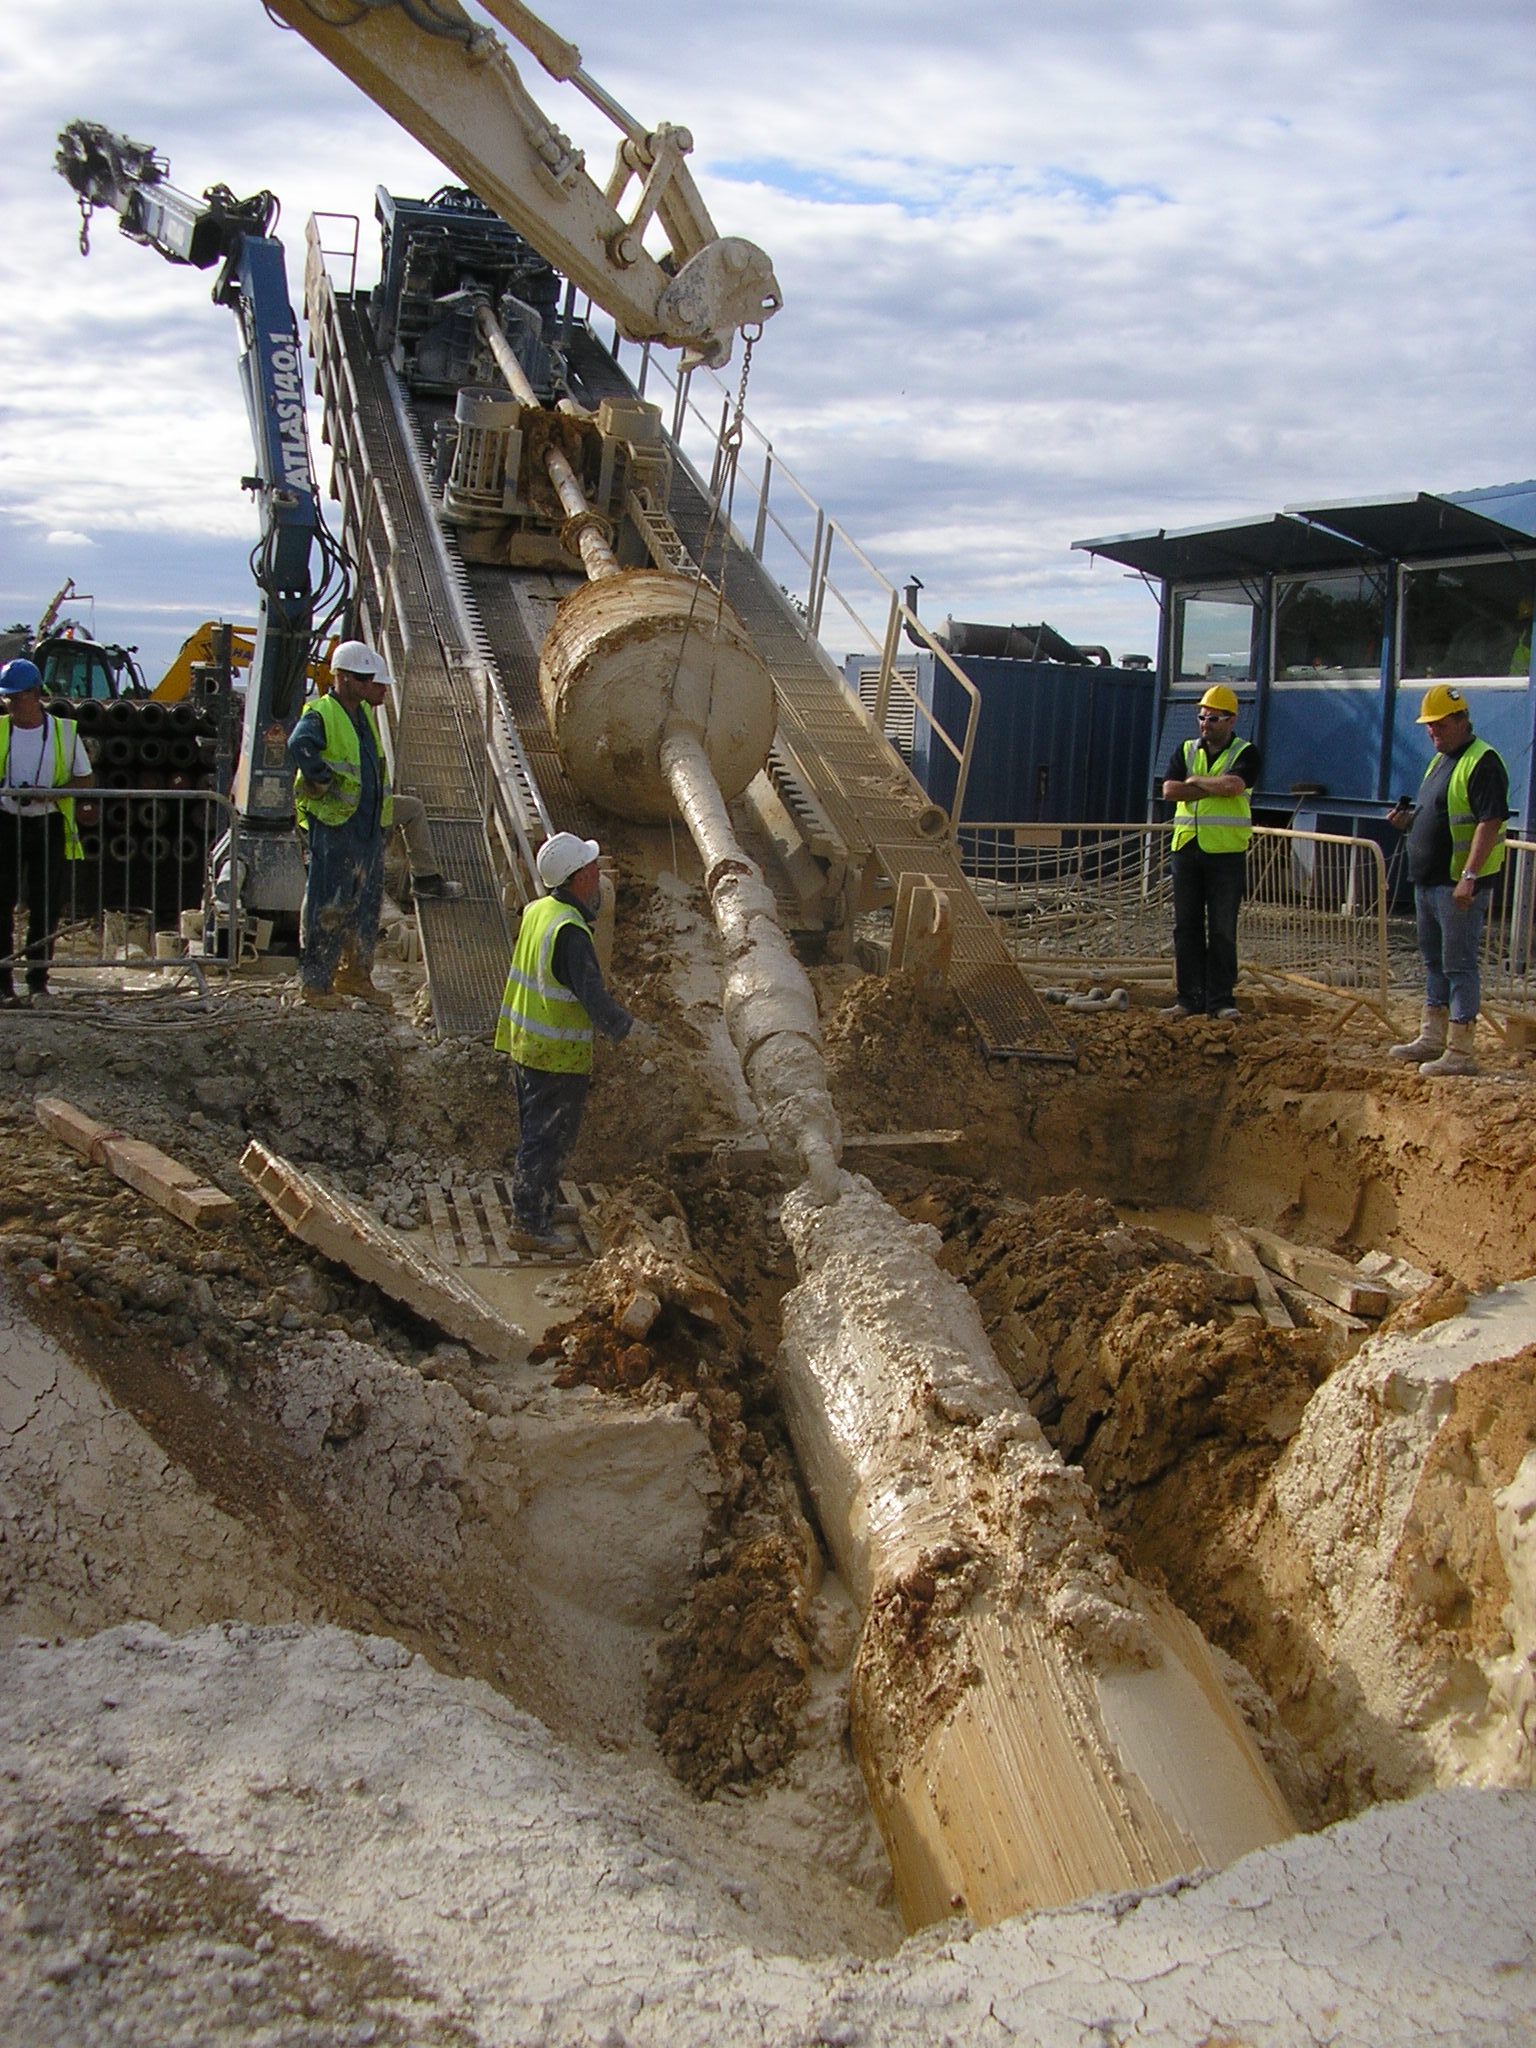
[1,932,1534,2044]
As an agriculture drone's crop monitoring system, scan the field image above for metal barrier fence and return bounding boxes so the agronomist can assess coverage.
[1481,836,1536,1018]
[958,821,1392,1011]
[0,787,245,997]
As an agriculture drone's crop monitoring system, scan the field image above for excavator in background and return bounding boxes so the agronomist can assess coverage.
[2,579,154,701]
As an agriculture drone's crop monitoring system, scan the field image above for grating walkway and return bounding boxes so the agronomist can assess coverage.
[310,295,516,1034]
[314,292,1067,1058]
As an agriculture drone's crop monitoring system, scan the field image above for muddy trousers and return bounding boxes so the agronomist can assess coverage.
[1171,844,1247,1014]
[510,1063,590,1234]
[0,810,68,997]
[299,817,385,994]
[1414,882,1488,1023]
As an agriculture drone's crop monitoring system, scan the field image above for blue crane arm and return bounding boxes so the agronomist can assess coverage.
[56,119,351,827]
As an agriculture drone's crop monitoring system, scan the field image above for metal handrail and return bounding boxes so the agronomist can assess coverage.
[1481,836,1536,1015]
[616,336,983,829]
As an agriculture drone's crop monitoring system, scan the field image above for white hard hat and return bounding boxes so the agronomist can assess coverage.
[536,831,601,889]
[330,639,391,685]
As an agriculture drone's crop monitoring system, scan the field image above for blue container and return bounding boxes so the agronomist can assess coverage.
[850,651,1157,826]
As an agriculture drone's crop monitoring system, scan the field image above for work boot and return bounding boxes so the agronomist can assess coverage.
[1419,1018,1479,1077]
[1390,1005,1449,1062]
[509,1221,579,1257]
[1160,1001,1196,1018]
[335,962,392,1010]
[411,872,465,901]
[299,984,345,1012]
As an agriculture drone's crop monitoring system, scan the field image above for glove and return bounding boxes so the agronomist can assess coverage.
[627,1019,660,1053]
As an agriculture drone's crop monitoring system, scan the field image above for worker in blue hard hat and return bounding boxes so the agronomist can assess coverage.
[0,658,96,1006]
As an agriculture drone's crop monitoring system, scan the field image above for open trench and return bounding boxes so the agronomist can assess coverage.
[2,880,1535,1987]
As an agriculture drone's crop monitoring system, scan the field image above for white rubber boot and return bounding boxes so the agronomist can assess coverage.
[1419,1017,1478,1077]
[1390,1005,1448,1062]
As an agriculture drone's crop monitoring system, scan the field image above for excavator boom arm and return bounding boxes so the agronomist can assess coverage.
[261,0,780,366]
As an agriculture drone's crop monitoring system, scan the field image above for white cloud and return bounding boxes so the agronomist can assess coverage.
[0,0,1530,671]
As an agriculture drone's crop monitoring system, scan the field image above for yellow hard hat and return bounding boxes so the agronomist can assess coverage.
[1198,684,1239,714]
[1416,683,1470,724]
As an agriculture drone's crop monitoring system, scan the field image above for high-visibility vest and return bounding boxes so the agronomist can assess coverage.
[1171,736,1253,853]
[1422,737,1506,882]
[494,894,595,1073]
[292,694,393,830]
[0,714,85,859]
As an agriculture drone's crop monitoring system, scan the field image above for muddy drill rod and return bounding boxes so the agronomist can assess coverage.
[476,302,622,583]
[527,363,1295,1926]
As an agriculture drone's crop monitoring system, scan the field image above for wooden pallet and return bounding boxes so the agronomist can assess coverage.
[240,1140,526,1362]
[421,1177,604,1267]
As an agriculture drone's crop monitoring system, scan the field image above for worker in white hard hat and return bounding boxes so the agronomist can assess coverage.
[1385,683,1510,1077]
[315,649,464,907]
[1160,682,1261,1021]
[287,639,395,1010]
[493,831,657,1254]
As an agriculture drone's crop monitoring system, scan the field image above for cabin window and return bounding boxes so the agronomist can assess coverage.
[1173,586,1257,685]
[1400,556,1536,681]
[1273,570,1385,681]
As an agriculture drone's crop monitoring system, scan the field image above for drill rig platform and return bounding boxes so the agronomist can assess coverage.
[304,196,1065,1057]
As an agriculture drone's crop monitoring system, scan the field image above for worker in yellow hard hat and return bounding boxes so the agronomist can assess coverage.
[1159,682,1260,1021]
[1386,684,1510,1076]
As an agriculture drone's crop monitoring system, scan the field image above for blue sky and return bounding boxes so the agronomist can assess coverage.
[1,0,1532,680]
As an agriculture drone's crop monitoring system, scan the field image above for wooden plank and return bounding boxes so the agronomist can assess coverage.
[423,1186,460,1266]
[240,1140,526,1363]
[35,1095,237,1230]
[449,1184,488,1265]
[479,1177,516,1265]
[1209,1220,1294,1330]
[677,1127,963,1163]
[35,1096,115,1160]
[1275,1281,1371,1359]
[1244,1225,1391,1317]
[1354,1248,1435,1296]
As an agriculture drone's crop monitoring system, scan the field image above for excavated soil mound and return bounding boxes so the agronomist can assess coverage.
[2,958,1534,2040]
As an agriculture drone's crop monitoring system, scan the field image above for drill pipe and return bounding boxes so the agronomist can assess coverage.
[475,302,620,582]
[659,726,841,1202]
[520,369,1293,1926]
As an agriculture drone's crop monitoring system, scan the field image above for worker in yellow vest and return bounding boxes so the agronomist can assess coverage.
[1387,684,1510,1076]
[288,640,394,1010]
[494,831,656,1254]
[0,657,95,1006]
[1160,683,1261,1020]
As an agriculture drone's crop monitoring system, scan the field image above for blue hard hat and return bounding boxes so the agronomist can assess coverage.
[0,658,43,697]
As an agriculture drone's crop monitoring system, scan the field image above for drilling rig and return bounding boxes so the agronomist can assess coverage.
[66,0,1298,1928]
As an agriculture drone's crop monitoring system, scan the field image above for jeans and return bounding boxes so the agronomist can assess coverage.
[299,816,385,992]
[0,809,69,995]
[1171,845,1247,1013]
[1415,883,1487,1022]
[510,1063,590,1233]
